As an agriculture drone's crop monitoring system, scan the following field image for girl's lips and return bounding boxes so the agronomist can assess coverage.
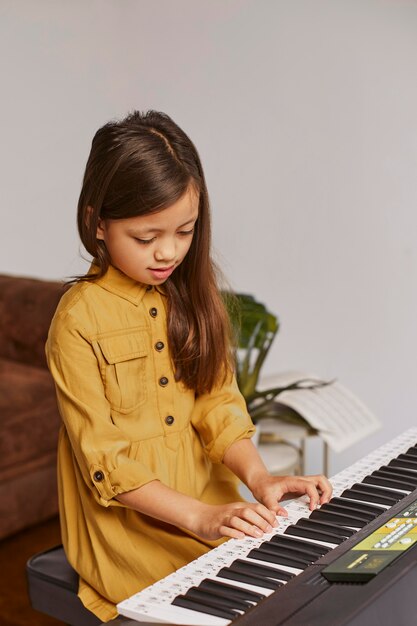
[148,265,175,280]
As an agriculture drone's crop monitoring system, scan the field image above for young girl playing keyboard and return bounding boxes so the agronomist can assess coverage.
[46,110,332,622]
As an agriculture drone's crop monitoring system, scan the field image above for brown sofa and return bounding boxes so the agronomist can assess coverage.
[0,274,65,539]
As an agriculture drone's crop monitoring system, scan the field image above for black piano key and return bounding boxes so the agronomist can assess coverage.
[268,534,330,556]
[309,508,368,527]
[380,463,417,479]
[248,547,311,569]
[351,481,405,502]
[343,484,401,505]
[389,458,417,472]
[172,594,239,620]
[255,542,316,563]
[198,578,265,602]
[375,465,417,481]
[217,566,282,590]
[373,467,417,487]
[349,481,405,499]
[252,541,319,562]
[284,523,345,545]
[340,488,393,506]
[185,587,251,611]
[397,453,417,468]
[319,502,376,522]
[294,517,356,537]
[328,497,385,516]
[363,474,411,492]
[230,558,294,582]
[252,542,317,564]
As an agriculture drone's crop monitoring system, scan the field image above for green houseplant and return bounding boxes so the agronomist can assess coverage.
[224,292,309,427]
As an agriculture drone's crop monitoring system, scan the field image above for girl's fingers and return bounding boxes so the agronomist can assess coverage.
[262,476,332,512]
[221,504,278,538]
[230,517,264,538]
[276,506,288,517]
[262,493,288,516]
[247,503,278,529]
[317,476,333,503]
[286,478,323,510]
[222,474,333,539]
[303,482,322,510]
[238,506,274,532]
[301,475,333,507]
[219,525,245,540]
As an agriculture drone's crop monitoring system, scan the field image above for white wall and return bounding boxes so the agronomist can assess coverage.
[1,0,417,474]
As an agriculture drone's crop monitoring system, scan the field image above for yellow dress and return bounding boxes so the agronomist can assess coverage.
[46,264,255,622]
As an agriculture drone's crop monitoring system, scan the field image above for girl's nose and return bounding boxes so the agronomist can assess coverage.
[154,239,176,263]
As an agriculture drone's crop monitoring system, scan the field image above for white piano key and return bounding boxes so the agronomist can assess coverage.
[276,534,338,550]
[119,598,230,625]
[240,555,303,577]
[210,573,277,596]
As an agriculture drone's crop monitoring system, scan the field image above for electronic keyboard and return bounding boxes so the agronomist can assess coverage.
[117,428,417,626]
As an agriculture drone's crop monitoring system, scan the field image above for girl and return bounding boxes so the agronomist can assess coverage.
[46,110,332,622]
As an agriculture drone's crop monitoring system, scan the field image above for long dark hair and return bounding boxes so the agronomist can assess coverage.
[77,110,233,394]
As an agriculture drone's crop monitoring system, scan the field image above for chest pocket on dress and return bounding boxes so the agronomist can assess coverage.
[98,331,148,413]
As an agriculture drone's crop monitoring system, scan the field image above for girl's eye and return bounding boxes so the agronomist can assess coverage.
[178,228,194,236]
[135,237,154,245]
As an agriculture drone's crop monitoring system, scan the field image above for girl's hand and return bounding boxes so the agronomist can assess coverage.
[251,473,333,513]
[223,439,332,515]
[191,501,278,541]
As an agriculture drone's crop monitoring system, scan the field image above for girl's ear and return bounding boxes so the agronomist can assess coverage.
[85,205,105,240]
[96,215,106,241]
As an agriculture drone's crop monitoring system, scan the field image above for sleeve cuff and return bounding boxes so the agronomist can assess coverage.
[205,421,256,464]
[90,461,157,506]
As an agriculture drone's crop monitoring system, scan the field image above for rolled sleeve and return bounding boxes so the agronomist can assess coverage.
[191,374,256,463]
[47,312,157,506]
[90,459,157,507]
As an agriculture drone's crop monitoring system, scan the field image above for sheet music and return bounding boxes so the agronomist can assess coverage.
[257,371,381,452]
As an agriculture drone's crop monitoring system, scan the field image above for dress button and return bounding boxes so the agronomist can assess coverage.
[165,415,175,425]
[93,471,104,482]
[155,341,165,351]
[146,285,153,291]
[149,307,158,318]
[159,376,169,387]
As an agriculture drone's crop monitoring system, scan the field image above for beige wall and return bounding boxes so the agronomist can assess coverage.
[1,0,417,473]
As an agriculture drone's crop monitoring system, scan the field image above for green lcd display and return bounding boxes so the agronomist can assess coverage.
[322,498,417,582]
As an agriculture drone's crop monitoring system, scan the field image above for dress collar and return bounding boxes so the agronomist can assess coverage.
[90,263,166,305]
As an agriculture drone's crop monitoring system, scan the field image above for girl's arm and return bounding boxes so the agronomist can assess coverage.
[116,438,332,540]
[116,480,278,540]
[190,376,330,510]
[222,438,333,512]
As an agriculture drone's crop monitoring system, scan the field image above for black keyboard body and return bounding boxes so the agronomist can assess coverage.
[233,489,417,626]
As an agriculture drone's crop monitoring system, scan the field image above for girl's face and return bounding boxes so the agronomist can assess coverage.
[96,186,199,285]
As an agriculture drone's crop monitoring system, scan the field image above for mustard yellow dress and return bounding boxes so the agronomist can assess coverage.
[46,264,255,622]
